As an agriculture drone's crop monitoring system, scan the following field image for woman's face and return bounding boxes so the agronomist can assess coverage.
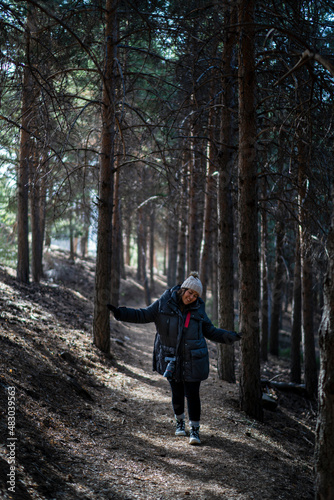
[182,289,199,305]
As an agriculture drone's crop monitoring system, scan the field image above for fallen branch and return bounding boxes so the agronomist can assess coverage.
[261,379,308,397]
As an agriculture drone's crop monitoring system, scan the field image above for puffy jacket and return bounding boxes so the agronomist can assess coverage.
[116,285,240,382]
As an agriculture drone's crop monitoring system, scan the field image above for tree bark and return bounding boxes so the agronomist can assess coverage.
[177,148,188,284]
[93,0,118,354]
[149,205,155,293]
[301,249,318,396]
[260,180,269,362]
[167,213,178,288]
[30,148,46,282]
[17,8,35,283]
[269,217,285,356]
[124,215,132,267]
[111,159,121,306]
[217,0,237,383]
[137,205,146,282]
[211,229,219,324]
[80,191,91,259]
[200,104,217,302]
[139,206,151,305]
[290,228,302,383]
[188,124,205,273]
[315,206,334,499]
[137,198,151,305]
[298,139,318,397]
[69,206,75,261]
[237,0,263,421]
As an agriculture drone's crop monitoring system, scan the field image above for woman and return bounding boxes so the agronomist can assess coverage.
[107,272,241,446]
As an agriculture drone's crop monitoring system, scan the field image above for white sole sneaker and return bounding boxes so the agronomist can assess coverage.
[175,430,187,436]
[189,427,201,445]
[175,419,186,436]
[189,436,201,445]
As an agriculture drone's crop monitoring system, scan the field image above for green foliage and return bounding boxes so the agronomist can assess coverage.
[0,233,17,269]
[0,172,17,268]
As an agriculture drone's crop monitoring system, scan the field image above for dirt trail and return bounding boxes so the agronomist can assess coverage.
[0,252,316,499]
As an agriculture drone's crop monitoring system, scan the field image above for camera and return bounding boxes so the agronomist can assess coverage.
[163,357,176,380]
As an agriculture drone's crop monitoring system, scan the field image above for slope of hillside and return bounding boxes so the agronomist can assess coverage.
[0,249,316,499]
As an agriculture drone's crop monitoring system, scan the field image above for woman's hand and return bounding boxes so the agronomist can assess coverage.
[107,304,121,320]
[223,331,242,344]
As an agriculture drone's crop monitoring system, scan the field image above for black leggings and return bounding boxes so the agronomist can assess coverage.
[169,380,201,422]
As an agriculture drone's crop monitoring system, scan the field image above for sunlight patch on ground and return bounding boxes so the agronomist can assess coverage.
[116,361,155,379]
[109,376,170,404]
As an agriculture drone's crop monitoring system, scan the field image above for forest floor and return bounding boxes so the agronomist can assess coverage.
[0,248,317,500]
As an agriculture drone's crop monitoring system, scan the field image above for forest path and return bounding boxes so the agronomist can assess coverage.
[0,253,315,499]
[99,316,314,500]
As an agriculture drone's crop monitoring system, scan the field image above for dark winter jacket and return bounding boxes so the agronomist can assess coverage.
[116,285,240,382]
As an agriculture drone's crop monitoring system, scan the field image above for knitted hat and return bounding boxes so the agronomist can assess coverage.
[181,272,203,297]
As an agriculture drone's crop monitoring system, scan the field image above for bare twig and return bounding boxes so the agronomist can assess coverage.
[275,49,334,86]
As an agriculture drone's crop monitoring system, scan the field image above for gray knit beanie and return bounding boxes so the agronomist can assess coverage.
[181,272,203,297]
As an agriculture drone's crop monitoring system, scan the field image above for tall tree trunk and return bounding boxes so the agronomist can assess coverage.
[315,197,334,499]
[111,160,121,306]
[217,0,237,383]
[163,226,167,276]
[93,0,118,354]
[30,146,45,282]
[80,191,91,259]
[200,107,217,302]
[301,247,318,396]
[39,155,47,262]
[211,226,219,324]
[269,139,285,356]
[167,212,178,288]
[138,205,151,305]
[177,149,188,284]
[17,8,35,283]
[188,125,205,273]
[69,206,75,261]
[269,217,285,356]
[149,205,155,293]
[80,229,89,258]
[217,166,235,382]
[124,215,132,267]
[260,180,269,362]
[136,167,147,283]
[137,205,146,282]
[237,0,263,421]
[30,189,44,281]
[298,139,318,397]
[290,228,302,383]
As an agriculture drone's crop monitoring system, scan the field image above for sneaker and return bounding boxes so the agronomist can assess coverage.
[189,426,201,445]
[175,419,186,436]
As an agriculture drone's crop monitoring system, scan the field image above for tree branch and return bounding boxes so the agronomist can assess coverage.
[275,49,334,86]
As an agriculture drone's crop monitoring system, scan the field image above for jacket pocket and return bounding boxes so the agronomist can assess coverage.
[189,348,209,381]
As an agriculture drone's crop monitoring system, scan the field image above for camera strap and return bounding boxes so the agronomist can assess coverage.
[184,311,191,328]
